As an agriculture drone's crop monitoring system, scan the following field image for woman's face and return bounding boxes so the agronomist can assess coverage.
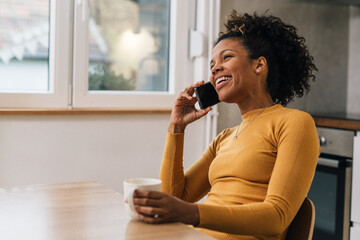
[210,38,260,104]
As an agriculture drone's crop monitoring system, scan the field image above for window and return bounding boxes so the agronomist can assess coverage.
[73,0,194,109]
[0,0,71,108]
[0,0,199,109]
[87,0,170,92]
[0,0,49,92]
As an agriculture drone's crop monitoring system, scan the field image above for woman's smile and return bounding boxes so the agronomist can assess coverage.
[215,75,232,90]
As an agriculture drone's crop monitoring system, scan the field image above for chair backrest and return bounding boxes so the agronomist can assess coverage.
[286,197,315,240]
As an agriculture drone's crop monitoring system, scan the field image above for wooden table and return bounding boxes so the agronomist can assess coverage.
[0,181,215,240]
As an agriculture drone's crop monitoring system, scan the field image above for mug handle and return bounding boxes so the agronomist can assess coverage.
[127,186,137,215]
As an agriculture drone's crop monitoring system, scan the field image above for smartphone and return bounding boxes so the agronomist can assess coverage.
[194,82,220,109]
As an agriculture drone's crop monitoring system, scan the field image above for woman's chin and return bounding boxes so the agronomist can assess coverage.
[218,94,240,104]
[217,95,225,102]
[218,95,231,103]
[217,88,233,103]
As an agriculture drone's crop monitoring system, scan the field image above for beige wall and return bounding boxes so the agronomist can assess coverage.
[218,0,350,132]
[0,114,206,192]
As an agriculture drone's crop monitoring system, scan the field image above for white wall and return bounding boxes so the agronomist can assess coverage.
[0,113,207,192]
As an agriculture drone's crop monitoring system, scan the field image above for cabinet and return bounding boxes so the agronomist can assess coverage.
[350,132,360,239]
[351,227,360,239]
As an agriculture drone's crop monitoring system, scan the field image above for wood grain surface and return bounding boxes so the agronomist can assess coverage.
[0,181,214,240]
[314,117,360,131]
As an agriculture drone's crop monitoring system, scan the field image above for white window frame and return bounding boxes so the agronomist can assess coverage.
[0,0,201,110]
[72,0,196,109]
[0,0,72,109]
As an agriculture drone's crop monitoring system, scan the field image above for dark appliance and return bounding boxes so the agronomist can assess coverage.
[307,127,355,240]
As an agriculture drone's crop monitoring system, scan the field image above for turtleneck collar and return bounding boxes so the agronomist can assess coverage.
[241,104,282,122]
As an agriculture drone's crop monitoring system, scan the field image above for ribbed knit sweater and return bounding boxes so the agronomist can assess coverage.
[160,104,320,240]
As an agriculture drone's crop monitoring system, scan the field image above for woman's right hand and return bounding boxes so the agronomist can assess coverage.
[168,81,212,133]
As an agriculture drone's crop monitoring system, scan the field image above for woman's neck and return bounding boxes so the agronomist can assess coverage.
[237,95,274,115]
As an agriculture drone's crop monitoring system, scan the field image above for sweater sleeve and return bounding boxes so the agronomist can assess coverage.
[196,112,320,236]
[160,131,220,203]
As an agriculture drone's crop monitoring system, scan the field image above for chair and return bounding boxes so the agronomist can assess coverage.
[286,197,315,240]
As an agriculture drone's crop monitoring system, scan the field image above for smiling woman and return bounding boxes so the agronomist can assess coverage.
[131,10,320,240]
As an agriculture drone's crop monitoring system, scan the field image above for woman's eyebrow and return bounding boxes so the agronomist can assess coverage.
[210,49,236,65]
[220,49,235,55]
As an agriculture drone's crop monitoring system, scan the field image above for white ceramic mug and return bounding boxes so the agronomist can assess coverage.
[123,178,162,219]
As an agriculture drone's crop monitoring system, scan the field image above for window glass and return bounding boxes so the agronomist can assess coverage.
[0,0,50,92]
[88,0,170,92]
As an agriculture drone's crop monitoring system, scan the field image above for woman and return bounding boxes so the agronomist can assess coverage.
[131,11,320,240]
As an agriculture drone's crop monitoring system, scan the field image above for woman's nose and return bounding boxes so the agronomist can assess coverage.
[212,64,222,75]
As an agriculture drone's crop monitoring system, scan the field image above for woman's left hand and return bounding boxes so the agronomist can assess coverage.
[131,190,199,226]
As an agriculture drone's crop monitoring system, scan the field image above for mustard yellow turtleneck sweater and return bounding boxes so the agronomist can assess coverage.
[160,104,320,240]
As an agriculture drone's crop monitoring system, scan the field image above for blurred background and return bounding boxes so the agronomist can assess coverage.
[0,0,359,194]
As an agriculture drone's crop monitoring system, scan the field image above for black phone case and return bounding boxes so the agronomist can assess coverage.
[194,82,220,109]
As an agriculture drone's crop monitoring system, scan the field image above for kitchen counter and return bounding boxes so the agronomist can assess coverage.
[311,113,360,131]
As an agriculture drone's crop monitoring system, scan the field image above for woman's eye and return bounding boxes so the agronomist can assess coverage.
[224,55,232,60]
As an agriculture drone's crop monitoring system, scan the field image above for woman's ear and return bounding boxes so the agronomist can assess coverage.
[255,56,267,73]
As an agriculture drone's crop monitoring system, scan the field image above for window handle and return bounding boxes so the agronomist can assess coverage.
[189,30,204,59]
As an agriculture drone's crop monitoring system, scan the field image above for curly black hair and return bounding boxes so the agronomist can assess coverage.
[216,10,317,106]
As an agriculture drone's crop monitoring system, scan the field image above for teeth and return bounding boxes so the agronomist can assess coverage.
[216,76,230,85]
